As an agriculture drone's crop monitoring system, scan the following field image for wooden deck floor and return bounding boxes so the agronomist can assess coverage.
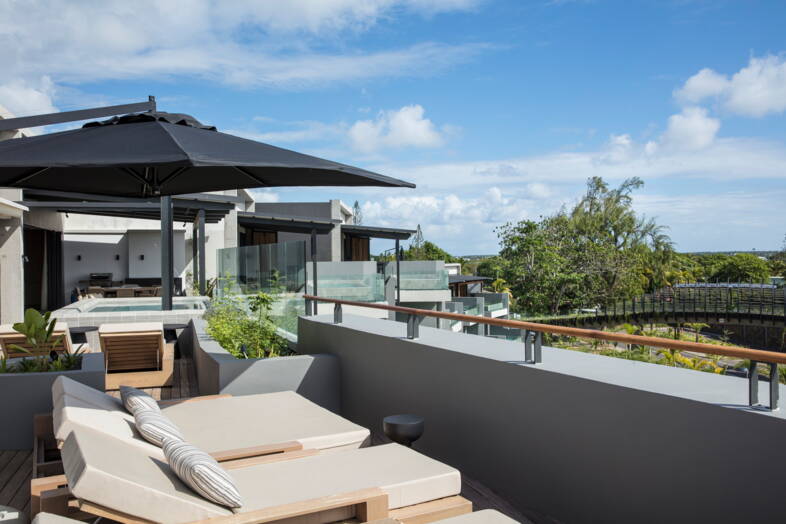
[0,358,548,523]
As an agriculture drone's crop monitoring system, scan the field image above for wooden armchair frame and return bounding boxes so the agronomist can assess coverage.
[100,328,174,390]
[0,325,72,359]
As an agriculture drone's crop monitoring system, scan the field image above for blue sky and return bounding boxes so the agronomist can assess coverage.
[2,0,785,255]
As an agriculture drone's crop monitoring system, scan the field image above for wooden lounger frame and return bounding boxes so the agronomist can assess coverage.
[37,446,471,524]
[31,394,310,517]
[100,329,174,390]
[0,329,72,359]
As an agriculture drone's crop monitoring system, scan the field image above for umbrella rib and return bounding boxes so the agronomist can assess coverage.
[121,167,153,191]
[158,166,189,188]
[234,166,270,187]
[6,167,50,187]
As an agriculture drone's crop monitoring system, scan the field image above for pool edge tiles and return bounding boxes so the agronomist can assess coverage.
[52,296,209,328]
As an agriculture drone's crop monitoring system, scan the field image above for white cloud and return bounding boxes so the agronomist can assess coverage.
[0,77,57,119]
[674,55,786,117]
[249,189,280,203]
[349,105,445,152]
[673,68,729,105]
[659,106,720,151]
[0,1,486,95]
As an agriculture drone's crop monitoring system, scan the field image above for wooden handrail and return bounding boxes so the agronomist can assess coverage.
[303,295,786,366]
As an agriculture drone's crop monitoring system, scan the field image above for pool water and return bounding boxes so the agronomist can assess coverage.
[89,303,202,312]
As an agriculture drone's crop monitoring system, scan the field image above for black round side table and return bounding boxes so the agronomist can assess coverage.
[383,414,425,447]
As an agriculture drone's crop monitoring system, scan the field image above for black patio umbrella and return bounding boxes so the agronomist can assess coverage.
[0,111,414,196]
[0,111,415,309]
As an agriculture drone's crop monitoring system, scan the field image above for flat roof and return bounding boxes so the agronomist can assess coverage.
[341,224,415,240]
[21,197,234,223]
[449,275,492,284]
[237,211,339,233]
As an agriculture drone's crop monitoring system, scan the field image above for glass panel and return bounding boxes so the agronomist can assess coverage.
[217,241,306,297]
[306,273,385,302]
[216,240,306,339]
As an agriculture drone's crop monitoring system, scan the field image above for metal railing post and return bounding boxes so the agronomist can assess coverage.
[334,303,342,324]
[770,363,779,411]
[406,314,421,339]
[524,330,532,362]
[749,360,759,407]
[304,298,313,316]
[533,331,542,363]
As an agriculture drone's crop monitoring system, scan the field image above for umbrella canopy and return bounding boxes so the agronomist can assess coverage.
[0,111,415,197]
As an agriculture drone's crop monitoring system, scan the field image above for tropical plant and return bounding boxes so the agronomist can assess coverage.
[685,322,710,342]
[204,289,289,359]
[9,308,63,357]
[0,309,85,374]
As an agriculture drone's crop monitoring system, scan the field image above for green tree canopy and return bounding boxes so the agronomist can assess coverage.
[496,177,673,315]
[712,253,770,283]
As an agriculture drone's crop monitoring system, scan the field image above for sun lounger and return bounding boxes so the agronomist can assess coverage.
[51,376,370,457]
[99,322,174,389]
[42,425,469,524]
[0,321,72,359]
[33,509,516,524]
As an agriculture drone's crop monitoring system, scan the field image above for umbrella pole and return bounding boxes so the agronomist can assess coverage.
[161,195,174,310]
[197,208,206,295]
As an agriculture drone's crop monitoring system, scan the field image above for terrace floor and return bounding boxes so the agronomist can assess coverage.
[0,358,547,523]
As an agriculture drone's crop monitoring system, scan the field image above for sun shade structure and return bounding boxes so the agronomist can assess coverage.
[0,111,415,196]
[0,109,415,309]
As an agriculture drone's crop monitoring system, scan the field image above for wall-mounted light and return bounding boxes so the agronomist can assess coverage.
[140,254,145,260]
[115,254,120,261]
[76,255,82,261]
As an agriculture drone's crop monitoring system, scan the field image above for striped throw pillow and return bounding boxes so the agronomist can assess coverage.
[120,385,160,414]
[134,409,184,447]
[163,438,243,509]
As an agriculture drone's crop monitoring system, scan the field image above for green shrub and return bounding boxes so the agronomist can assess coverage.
[204,290,289,359]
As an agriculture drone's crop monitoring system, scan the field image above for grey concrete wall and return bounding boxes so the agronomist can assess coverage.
[0,206,23,323]
[188,318,340,412]
[298,314,786,524]
[63,232,129,302]
[0,352,104,449]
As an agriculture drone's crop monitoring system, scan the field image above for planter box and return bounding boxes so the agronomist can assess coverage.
[0,352,104,449]
[188,318,340,412]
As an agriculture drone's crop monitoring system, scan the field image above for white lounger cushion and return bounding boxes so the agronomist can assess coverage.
[438,510,520,524]
[163,391,370,453]
[53,377,369,453]
[32,513,85,524]
[63,426,461,524]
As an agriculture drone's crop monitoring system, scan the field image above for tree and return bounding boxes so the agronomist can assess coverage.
[495,177,673,315]
[352,201,363,225]
[409,224,424,259]
[404,240,460,262]
[713,253,770,283]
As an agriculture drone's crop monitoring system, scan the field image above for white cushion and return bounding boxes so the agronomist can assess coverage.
[62,427,460,524]
[134,409,184,447]
[438,510,520,524]
[163,391,369,453]
[163,439,242,509]
[61,427,229,523]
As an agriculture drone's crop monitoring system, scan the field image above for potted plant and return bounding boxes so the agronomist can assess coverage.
[1,309,84,373]
[0,309,105,449]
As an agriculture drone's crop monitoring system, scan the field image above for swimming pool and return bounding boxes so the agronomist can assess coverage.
[88,300,206,313]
